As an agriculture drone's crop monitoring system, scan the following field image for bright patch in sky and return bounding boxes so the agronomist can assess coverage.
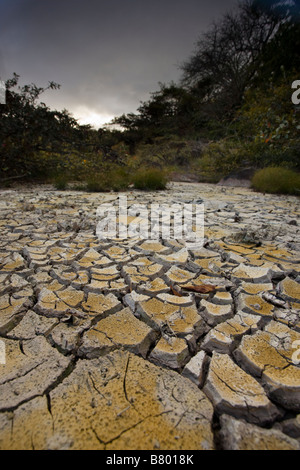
[75,106,115,129]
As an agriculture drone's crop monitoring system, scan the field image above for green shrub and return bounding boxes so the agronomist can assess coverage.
[109,168,130,192]
[54,175,69,190]
[133,168,168,190]
[133,137,197,169]
[85,169,130,193]
[194,139,244,183]
[85,174,111,192]
[251,167,300,195]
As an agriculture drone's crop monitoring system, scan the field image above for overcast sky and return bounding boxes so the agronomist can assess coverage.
[0,0,238,128]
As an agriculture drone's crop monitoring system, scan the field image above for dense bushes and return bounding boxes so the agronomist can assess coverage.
[53,166,168,192]
[85,168,130,192]
[1,3,299,191]
[194,140,245,183]
[234,73,300,169]
[191,71,300,183]
[110,5,300,185]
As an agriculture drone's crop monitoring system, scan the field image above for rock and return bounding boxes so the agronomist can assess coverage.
[164,266,196,284]
[154,248,189,266]
[0,336,72,411]
[48,321,85,353]
[201,313,261,354]
[236,293,274,318]
[136,277,170,296]
[81,292,122,319]
[231,263,274,283]
[0,293,33,334]
[219,414,300,450]
[149,336,190,370]
[211,291,233,305]
[0,252,27,273]
[234,321,300,410]
[136,240,170,255]
[79,307,158,359]
[136,298,205,341]
[0,396,55,450]
[288,219,298,226]
[200,299,233,326]
[157,292,194,306]
[7,310,58,340]
[241,281,273,295]
[279,415,300,439]
[123,291,149,312]
[182,350,208,386]
[0,351,215,450]
[217,167,256,188]
[277,277,300,303]
[203,352,281,425]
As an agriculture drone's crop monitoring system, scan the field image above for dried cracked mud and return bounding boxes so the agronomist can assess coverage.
[0,181,300,450]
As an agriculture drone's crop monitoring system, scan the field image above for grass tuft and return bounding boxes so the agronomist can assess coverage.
[251,167,300,195]
[133,168,168,191]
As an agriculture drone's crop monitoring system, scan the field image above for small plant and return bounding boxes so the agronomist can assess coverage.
[133,168,168,191]
[85,169,130,192]
[194,139,245,183]
[109,168,130,192]
[251,167,300,195]
[85,174,111,192]
[54,175,68,190]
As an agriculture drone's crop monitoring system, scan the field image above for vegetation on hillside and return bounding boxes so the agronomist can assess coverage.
[1,0,299,193]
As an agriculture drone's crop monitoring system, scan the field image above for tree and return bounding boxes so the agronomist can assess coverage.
[112,82,202,149]
[0,74,113,180]
[253,0,300,22]
[0,74,77,179]
[180,0,284,116]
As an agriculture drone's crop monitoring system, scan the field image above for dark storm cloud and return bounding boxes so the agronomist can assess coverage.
[0,0,238,127]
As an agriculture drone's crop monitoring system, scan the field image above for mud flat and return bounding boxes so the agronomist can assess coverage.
[0,182,299,450]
